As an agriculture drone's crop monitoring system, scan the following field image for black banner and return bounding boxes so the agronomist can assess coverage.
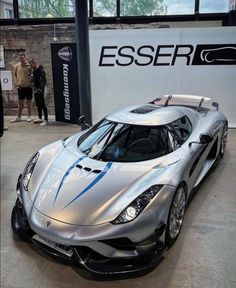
[51,43,80,123]
[192,44,236,65]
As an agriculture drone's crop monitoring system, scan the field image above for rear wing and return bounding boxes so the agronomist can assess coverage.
[151,94,219,111]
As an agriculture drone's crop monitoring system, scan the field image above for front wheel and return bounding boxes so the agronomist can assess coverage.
[219,122,228,158]
[165,185,187,247]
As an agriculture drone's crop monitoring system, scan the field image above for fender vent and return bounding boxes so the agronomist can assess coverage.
[84,167,92,172]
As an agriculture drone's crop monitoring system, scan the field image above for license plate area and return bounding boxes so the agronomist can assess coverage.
[32,234,73,257]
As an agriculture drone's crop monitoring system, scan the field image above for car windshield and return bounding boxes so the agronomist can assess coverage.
[77,119,177,162]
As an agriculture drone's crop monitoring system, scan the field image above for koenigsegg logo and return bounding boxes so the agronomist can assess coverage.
[58,46,73,62]
[99,44,236,66]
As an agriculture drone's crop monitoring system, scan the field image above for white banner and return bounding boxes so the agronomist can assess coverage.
[90,27,236,127]
[0,70,13,91]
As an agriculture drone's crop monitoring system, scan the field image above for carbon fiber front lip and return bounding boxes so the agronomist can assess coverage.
[73,247,164,277]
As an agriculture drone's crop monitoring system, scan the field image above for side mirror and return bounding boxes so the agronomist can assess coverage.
[77,115,86,125]
[199,133,213,144]
[77,115,90,130]
[189,133,213,147]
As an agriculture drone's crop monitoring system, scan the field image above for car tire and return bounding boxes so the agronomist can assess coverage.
[165,184,187,248]
[219,122,228,158]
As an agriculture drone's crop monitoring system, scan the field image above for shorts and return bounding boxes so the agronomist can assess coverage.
[18,87,32,100]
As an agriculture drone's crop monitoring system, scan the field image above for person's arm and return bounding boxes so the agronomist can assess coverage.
[28,67,33,88]
[38,67,46,93]
[14,65,18,87]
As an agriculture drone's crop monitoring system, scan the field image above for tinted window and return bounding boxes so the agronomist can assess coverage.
[78,119,112,156]
[167,116,192,146]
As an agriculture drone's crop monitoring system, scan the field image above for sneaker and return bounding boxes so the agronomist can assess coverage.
[34,118,43,124]
[40,120,48,126]
[27,117,32,122]
[11,117,21,123]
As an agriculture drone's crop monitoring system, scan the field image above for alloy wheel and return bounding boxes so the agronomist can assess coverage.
[169,187,186,239]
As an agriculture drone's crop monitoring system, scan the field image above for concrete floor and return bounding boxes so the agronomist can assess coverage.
[1,116,236,288]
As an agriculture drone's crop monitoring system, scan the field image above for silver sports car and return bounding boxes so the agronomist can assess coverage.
[11,95,228,277]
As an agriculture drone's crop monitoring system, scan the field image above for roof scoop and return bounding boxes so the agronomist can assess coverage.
[130,105,159,114]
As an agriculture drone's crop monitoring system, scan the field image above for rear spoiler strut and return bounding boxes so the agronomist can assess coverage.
[150,94,219,111]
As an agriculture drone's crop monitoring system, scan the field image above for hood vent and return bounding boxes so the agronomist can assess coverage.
[92,169,102,174]
[76,164,101,174]
[84,167,92,172]
[130,105,159,114]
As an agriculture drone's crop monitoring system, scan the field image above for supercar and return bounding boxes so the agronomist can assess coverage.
[11,95,228,276]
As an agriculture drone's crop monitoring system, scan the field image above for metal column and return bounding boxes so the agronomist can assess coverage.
[74,0,92,126]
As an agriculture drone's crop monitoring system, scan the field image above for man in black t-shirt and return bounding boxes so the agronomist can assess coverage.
[29,59,48,126]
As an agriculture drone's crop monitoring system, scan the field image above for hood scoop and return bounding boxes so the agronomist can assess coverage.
[76,164,102,175]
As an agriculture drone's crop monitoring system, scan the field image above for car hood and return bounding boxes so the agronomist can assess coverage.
[30,145,155,225]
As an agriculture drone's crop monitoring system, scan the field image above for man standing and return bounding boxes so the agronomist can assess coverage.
[29,59,48,126]
[11,52,32,122]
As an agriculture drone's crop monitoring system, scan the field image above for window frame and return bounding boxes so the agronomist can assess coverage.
[0,0,230,25]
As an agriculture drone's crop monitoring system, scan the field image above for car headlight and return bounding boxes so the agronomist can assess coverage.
[22,152,40,191]
[111,185,163,224]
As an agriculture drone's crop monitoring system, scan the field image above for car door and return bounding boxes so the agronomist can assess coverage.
[168,116,211,191]
[186,124,218,191]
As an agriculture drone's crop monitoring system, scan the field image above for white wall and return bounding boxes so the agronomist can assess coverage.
[90,27,236,127]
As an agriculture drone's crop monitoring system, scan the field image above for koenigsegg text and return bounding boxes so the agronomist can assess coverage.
[62,63,71,120]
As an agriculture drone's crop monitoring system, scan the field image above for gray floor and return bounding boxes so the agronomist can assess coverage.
[1,117,236,288]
